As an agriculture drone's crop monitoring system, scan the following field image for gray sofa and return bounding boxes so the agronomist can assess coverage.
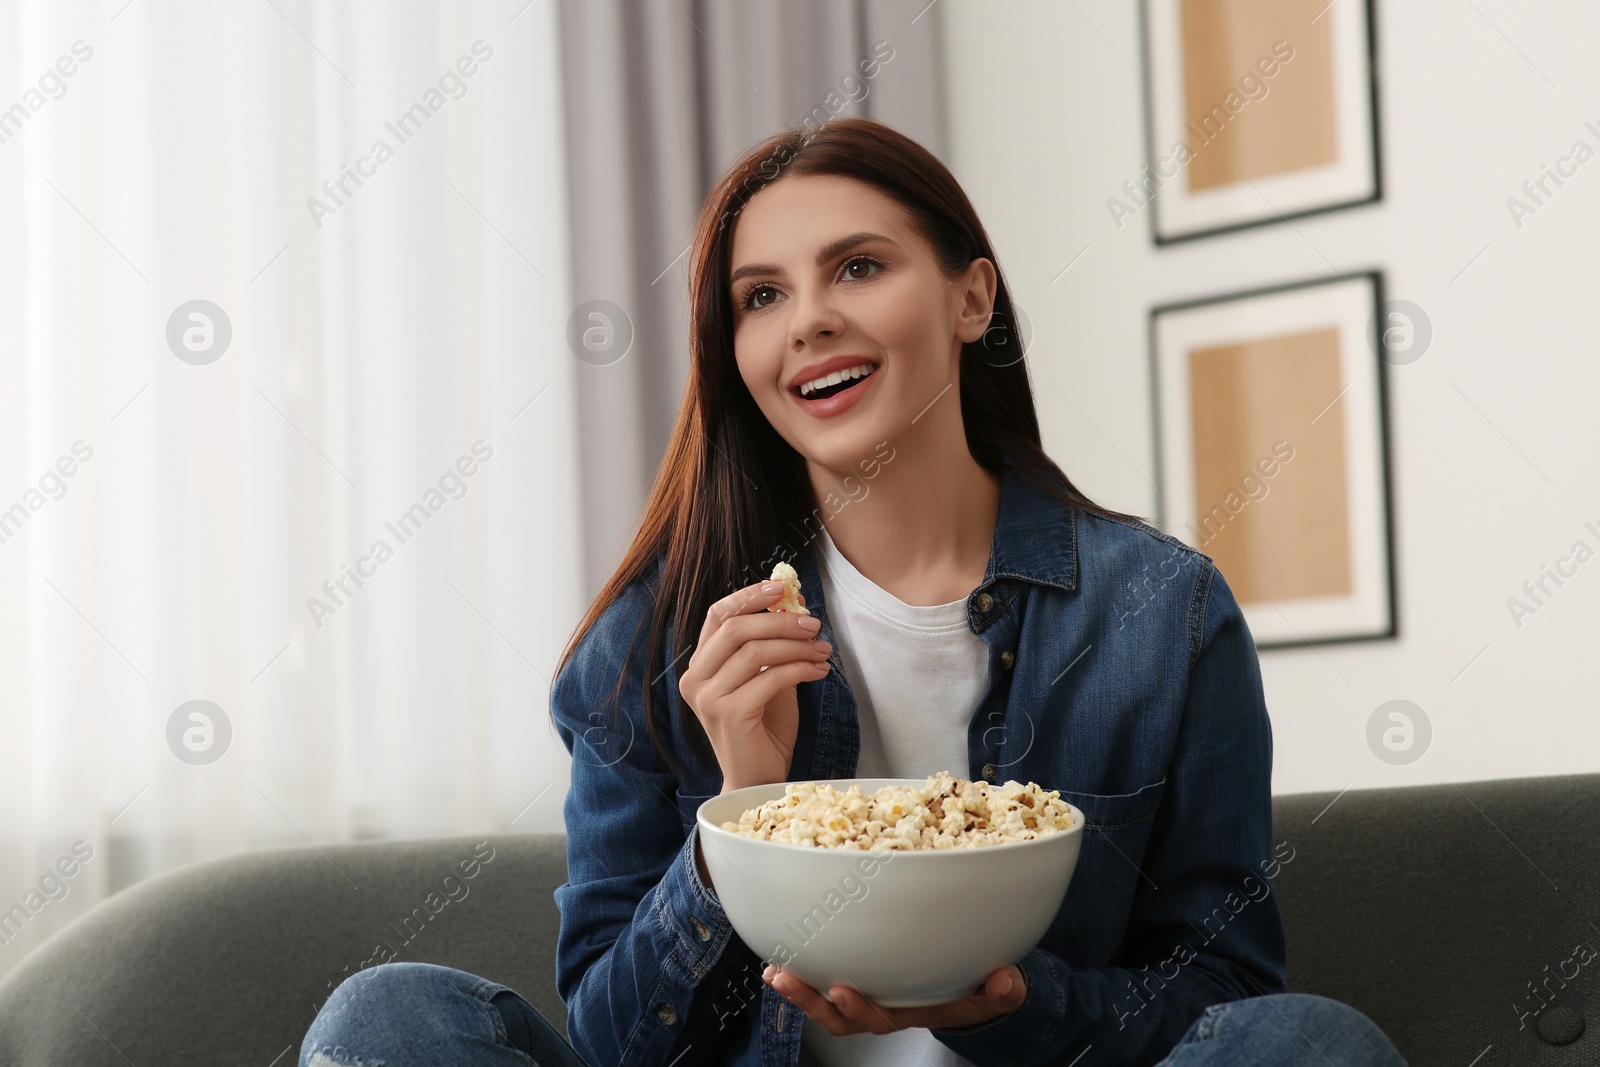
[1,774,1595,1066]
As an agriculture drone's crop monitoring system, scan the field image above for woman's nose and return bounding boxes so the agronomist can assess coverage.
[788,285,845,346]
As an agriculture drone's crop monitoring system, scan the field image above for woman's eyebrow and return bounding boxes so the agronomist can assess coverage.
[728,231,894,286]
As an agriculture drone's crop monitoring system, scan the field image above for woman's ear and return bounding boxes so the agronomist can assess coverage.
[952,257,999,344]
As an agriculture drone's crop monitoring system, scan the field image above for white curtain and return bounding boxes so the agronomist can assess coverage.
[0,0,581,980]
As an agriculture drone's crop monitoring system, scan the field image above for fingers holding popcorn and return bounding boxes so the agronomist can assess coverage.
[680,571,829,793]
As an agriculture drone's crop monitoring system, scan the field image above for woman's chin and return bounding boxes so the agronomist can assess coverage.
[796,434,895,483]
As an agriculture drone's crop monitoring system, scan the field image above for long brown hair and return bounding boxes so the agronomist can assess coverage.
[553,117,1146,779]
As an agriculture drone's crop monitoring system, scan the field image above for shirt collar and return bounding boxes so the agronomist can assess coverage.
[983,458,1079,594]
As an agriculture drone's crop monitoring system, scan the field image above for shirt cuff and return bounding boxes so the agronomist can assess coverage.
[655,823,738,979]
[929,948,1061,1063]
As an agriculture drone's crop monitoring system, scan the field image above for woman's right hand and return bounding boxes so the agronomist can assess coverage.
[680,581,830,794]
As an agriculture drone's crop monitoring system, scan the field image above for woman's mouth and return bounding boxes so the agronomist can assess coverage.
[791,362,880,418]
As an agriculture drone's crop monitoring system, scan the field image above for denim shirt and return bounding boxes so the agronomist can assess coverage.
[551,461,1288,1067]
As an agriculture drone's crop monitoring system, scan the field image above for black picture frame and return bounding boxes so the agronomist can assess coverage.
[1135,0,1385,246]
[1147,269,1399,650]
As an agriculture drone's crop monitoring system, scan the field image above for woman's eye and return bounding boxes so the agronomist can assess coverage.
[842,257,881,281]
[744,285,779,311]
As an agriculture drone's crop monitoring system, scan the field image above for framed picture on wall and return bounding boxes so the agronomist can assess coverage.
[1136,0,1381,244]
[1149,271,1396,649]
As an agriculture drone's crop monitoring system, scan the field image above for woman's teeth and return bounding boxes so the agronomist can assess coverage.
[799,363,877,397]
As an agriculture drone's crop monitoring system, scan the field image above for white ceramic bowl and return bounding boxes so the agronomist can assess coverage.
[696,777,1083,1007]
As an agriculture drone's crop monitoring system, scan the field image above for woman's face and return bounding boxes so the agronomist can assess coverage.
[728,173,994,475]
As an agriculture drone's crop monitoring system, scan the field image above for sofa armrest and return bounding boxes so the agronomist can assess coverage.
[1271,773,1600,1067]
[0,832,566,1067]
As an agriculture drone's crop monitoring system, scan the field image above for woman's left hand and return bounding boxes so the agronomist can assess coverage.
[762,962,1026,1034]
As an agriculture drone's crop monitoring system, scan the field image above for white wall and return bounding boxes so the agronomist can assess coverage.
[939,0,1600,796]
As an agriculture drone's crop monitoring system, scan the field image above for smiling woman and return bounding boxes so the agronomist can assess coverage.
[301,118,1406,1067]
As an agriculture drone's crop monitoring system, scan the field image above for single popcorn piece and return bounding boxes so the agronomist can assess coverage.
[767,561,810,615]
[721,771,1076,850]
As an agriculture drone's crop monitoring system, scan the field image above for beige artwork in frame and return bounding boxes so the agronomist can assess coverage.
[1150,272,1397,647]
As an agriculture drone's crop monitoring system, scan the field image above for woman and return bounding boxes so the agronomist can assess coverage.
[300,118,1407,1067]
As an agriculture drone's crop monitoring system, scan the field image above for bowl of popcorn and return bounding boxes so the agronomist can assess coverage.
[695,771,1083,1007]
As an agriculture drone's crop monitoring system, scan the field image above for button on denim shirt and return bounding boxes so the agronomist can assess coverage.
[551,461,1288,1067]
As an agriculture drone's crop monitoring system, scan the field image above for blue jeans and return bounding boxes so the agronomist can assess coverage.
[300,962,1406,1067]
[300,962,591,1067]
[1154,992,1408,1066]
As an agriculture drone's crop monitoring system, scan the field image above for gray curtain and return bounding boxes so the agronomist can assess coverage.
[556,0,948,599]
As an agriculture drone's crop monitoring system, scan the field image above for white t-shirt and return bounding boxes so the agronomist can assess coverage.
[797,527,989,1067]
